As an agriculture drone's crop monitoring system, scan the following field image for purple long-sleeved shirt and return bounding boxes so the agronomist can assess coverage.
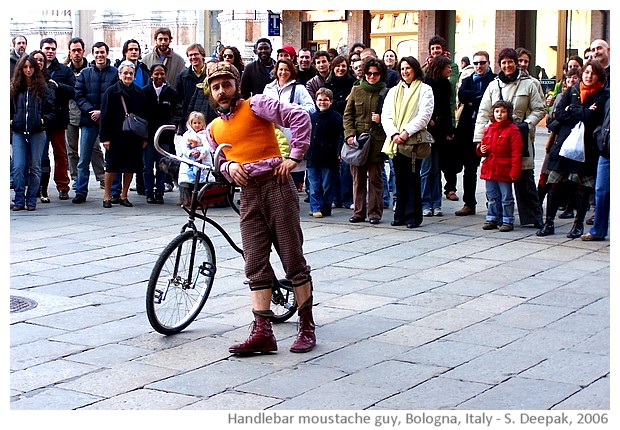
[206,94,310,182]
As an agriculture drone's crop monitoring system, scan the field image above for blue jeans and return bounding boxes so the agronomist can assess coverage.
[307,166,336,215]
[142,143,166,196]
[333,160,353,207]
[589,155,610,238]
[420,146,442,210]
[12,131,46,207]
[485,180,515,224]
[75,126,99,197]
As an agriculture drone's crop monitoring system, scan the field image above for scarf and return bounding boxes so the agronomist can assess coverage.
[498,70,520,84]
[382,80,422,158]
[579,81,604,104]
[359,80,386,92]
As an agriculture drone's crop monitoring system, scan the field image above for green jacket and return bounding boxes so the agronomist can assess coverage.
[343,85,388,163]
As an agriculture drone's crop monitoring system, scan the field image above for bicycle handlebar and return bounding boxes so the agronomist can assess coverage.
[153,124,231,172]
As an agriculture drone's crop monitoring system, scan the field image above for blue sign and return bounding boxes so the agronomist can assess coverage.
[268,13,281,36]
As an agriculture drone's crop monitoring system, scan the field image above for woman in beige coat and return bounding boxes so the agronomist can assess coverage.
[473,48,546,228]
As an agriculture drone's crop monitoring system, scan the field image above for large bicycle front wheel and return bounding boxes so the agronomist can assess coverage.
[146,231,216,335]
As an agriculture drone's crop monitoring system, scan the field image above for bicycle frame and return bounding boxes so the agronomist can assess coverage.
[154,125,243,254]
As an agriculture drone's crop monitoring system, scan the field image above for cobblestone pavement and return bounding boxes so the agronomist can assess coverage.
[9,128,609,417]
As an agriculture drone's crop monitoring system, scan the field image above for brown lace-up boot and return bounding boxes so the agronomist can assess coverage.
[290,297,316,353]
[229,310,277,354]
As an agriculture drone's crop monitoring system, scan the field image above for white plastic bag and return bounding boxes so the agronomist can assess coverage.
[559,121,586,162]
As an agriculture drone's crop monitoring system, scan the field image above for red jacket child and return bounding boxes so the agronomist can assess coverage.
[477,119,523,183]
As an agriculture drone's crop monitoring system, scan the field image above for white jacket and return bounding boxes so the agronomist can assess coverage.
[381,80,434,140]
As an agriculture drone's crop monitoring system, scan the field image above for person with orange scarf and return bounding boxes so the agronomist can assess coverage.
[536,60,609,238]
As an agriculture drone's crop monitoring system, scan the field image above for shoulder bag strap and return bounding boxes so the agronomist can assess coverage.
[120,95,129,117]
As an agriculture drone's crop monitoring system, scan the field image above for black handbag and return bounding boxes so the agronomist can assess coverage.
[120,95,148,139]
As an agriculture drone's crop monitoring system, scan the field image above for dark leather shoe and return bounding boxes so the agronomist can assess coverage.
[229,315,277,354]
[72,194,86,204]
[369,218,381,224]
[567,221,584,239]
[390,220,405,226]
[110,195,121,204]
[146,195,157,204]
[102,200,112,208]
[406,222,420,228]
[11,205,25,211]
[26,205,36,211]
[349,216,365,223]
[585,212,595,225]
[536,221,555,236]
[155,194,164,204]
[455,205,476,216]
[58,190,69,200]
[558,209,574,219]
[119,198,133,207]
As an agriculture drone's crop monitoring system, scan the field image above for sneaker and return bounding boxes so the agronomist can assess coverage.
[445,191,459,201]
[423,208,433,216]
[482,221,498,230]
[164,183,174,193]
[311,212,323,218]
[455,205,476,216]
[433,207,443,216]
[499,223,514,232]
[349,204,355,210]
[58,190,69,200]
[581,233,604,241]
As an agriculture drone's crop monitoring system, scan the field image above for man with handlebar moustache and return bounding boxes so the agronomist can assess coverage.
[205,62,317,355]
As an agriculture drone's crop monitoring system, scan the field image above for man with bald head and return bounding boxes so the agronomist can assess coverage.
[589,39,610,89]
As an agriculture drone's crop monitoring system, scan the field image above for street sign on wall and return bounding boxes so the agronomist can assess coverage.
[268,13,281,36]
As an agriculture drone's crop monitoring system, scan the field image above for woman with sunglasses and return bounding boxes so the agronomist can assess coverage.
[343,58,388,224]
[219,46,244,75]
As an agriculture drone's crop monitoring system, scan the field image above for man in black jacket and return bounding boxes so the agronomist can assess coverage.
[66,37,105,190]
[240,38,275,99]
[72,42,119,204]
[176,43,208,134]
[454,50,496,216]
[41,37,74,201]
[10,35,27,78]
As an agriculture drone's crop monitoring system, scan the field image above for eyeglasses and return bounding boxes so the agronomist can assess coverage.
[223,54,234,59]
[473,61,488,65]
[365,71,381,77]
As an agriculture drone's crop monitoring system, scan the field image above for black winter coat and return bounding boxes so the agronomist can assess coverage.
[456,70,496,142]
[10,87,56,134]
[75,60,119,127]
[547,84,609,177]
[142,81,181,147]
[176,66,207,132]
[46,58,76,130]
[424,76,455,141]
[186,85,219,128]
[306,107,343,169]
[99,81,147,173]
[240,59,274,99]
[325,74,356,116]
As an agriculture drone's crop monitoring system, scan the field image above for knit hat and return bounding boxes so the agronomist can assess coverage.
[206,61,240,84]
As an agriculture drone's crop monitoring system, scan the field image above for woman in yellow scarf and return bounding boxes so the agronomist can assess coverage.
[381,56,434,228]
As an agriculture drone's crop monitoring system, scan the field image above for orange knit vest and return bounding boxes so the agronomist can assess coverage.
[210,99,282,165]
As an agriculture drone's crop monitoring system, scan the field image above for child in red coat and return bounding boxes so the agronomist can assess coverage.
[477,100,523,232]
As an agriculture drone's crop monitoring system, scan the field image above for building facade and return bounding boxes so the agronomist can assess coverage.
[10,9,609,81]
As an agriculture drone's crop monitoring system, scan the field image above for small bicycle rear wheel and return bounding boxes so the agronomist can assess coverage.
[270,278,297,323]
[146,231,216,335]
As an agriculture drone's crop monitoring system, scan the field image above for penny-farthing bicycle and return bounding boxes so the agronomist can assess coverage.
[145,125,297,335]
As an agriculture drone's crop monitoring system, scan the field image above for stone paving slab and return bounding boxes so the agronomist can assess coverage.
[9,128,611,412]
